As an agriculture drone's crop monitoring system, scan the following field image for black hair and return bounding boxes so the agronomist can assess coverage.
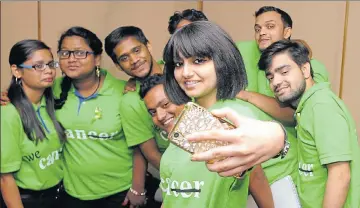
[55,26,103,109]
[8,39,65,142]
[255,6,292,29]
[139,74,165,99]
[258,39,314,77]
[163,21,247,105]
[168,9,208,34]
[105,26,149,65]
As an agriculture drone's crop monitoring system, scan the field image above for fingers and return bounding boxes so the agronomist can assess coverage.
[206,156,256,177]
[186,128,243,143]
[191,144,244,161]
[211,108,253,127]
[122,197,129,206]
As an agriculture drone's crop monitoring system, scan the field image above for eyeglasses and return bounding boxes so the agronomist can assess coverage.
[57,50,94,59]
[19,61,59,71]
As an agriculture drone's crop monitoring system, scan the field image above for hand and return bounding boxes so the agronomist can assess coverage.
[1,91,10,106]
[187,108,285,177]
[122,190,147,208]
[123,78,137,94]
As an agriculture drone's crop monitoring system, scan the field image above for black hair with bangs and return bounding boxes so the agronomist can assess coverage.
[163,21,247,105]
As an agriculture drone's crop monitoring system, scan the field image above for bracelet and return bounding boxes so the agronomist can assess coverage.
[129,187,147,196]
[271,120,290,159]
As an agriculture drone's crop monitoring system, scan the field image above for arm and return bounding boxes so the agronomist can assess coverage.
[322,162,350,208]
[237,91,295,125]
[139,139,162,170]
[249,165,274,208]
[123,147,147,207]
[123,78,137,94]
[0,173,24,208]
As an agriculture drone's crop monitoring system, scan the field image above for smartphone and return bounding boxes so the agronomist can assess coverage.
[168,102,235,157]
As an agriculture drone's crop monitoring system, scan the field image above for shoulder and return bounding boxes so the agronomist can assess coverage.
[310,58,329,82]
[1,103,22,127]
[212,99,265,119]
[52,76,65,98]
[103,70,127,93]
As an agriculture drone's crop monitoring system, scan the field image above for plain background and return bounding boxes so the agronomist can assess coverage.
[1,1,359,137]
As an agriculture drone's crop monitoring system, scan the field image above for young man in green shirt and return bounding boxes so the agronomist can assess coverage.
[259,39,360,208]
[105,26,169,170]
[237,5,329,189]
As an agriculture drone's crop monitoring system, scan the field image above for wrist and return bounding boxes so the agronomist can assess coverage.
[129,187,147,196]
[271,120,289,159]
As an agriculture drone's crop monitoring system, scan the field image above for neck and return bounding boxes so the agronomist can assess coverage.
[150,60,163,75]
[22,85,45,105]
[195,90,218,109]
[73,72,100,97]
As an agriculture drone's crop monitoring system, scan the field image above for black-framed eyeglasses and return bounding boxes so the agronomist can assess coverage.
[57,50,95,59]
[19,61,59,71]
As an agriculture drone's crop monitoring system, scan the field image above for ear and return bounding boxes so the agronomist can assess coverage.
[11,64,22,79]
[146,42,153,54]
[283,27,292,39]
[301,62,311,79]
[94,55,101,67]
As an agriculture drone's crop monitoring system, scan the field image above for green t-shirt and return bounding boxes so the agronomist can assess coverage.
[160,99,270,208]
[1,98,63,190]
[237,40,330,184]
[295,82,360,208]
[119,81,169,152]
[53,70,133,200]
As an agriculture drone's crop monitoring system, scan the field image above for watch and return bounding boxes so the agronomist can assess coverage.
[272,121,290,159]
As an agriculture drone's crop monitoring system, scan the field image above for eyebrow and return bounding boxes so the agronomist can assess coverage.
[266,64,290,76]
[255,20,276,27]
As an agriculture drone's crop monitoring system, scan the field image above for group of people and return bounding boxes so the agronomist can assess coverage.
[1,5,359,208]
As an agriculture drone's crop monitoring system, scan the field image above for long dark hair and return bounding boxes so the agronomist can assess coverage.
[55,26,103,109]
[8,39,65,142]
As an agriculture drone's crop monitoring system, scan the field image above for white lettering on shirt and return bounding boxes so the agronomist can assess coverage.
[299,162,314,177]
[39,148,62,170]
[160,177,205,198]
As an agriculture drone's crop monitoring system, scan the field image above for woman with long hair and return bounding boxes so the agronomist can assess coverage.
[1,39,65,208]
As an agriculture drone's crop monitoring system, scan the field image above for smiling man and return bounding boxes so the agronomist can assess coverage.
[258,39,360,208]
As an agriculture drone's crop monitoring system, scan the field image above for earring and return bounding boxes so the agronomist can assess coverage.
[96,66,100,78]
[15,77,20,85]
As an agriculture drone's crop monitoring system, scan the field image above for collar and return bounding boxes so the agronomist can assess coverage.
[32,95,47,110]
[70,69,115,97]
[296,82,331,113]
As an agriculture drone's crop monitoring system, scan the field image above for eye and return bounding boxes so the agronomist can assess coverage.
[34,63,45,70]
[163,101,170,108]
[75,50,86,56]
[134,47,141,53]
[267,24,275,29]
[266,75,274,81]
[254,27,261,33]
[194,58,206,64]
[59,50,69,56]
[148,109,156,117]
[119,56,128,62]
[281,70,288,75]
[174,62,183,68]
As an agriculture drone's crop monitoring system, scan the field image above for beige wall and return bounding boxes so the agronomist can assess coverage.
[1,1,359,136]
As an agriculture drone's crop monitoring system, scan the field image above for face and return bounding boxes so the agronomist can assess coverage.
[176,19,192,31]
[254,11,292,51]
[59,36,100,79]
[174,54,217,103]
[265,53,307,105]
[144,84,180,133]
[12,49,56,90]
[114,37,153,79]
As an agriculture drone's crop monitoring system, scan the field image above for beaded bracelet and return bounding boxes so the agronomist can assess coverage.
[129,187,147,196]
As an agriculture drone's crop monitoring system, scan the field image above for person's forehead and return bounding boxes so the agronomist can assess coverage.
[255,11,282,24]
[116,37,143,55]
[144,84,165,107]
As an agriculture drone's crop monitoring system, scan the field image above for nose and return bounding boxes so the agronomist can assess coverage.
[259,27,267,36]
[68,52,77,62]
[156,108,167,123]
[272,74,283,89]
[182,62,194,78]
[130,53,140,65]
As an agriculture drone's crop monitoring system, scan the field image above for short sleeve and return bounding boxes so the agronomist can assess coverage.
[310,59,329,83]
[312,104,352,165]
[119,92,154,147]
[1,105,23,173]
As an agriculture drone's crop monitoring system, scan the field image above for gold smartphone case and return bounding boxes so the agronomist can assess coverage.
[168,102,235,155]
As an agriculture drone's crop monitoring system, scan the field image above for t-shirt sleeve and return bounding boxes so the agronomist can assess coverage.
[310,59,329,83]
[119,92,155,147]
[312,104,352,165]
[1,105,23,173]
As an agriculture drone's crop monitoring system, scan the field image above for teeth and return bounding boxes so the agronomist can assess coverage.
[185,81,198,85]
[163,118,174,126]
